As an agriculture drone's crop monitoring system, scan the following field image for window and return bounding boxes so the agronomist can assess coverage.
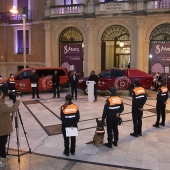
[13,26,31,55]
[64,0,78,5]
[99,71,111,78]
[111,70,125,77]
[17,30,29,54]
[16,70,31,80]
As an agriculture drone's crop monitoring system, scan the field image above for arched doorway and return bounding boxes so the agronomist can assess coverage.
[101,25,131,70]
[149,24,170,77]
[59,27,84,77]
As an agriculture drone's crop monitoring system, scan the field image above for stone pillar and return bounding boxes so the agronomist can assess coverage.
[143,40,150,73]
[44,22,52,67]
[136,17,144,70]
[86,19,95,76]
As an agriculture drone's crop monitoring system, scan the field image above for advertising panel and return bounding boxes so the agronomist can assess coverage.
[61,44,83,77]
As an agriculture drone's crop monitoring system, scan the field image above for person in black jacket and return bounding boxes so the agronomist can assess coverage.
[130,79,147,137]
[88,70,98,101]
[30,70,39,99]
[102,87,124,148]
[153,79,168,127]
[7,74,16,100]
[60,94,80,156]
[69,71,79,99]
[52,71,60,98]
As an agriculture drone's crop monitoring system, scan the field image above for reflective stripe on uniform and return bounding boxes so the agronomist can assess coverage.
[65,115,76,118]
[135,95,145,99]
[109,106,120,110]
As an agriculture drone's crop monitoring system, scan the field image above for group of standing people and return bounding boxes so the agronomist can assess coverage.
[102,78,168,149]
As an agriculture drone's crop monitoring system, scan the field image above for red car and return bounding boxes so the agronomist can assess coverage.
[78,68,153,94]
[2,67,69,93]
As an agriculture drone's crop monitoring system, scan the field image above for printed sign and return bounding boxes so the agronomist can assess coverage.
[151,43,170,79]
[61,44,83,77]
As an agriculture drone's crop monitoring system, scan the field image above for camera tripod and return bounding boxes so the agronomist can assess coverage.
[7,109,31,163]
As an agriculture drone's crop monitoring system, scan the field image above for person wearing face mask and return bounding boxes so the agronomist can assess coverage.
[153,79,168,128]
[69,71,79,99]
[52,70,60,98]
[88,70,98,101]
[7,74,16,100]
[7,74,15,91]
[30,70,40,99]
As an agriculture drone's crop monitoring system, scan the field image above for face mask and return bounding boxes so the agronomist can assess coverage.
[11,76,14,78]
[0,78,2,80]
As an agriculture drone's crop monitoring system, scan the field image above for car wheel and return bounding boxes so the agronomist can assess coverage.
[83,85,88,95]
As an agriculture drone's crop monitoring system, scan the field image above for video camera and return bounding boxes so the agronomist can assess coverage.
[9,90,22,102]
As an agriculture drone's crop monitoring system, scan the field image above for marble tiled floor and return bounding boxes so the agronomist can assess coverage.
[1,89,170,170]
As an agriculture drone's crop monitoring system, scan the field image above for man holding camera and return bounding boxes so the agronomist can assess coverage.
[0,91,20,167]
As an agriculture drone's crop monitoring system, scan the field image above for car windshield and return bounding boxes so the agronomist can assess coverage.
[99,71,111,78]
[111,70,125,77]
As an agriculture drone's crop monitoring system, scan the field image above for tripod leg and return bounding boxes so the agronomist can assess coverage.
[17,109,31,153]
[14,111,20,163]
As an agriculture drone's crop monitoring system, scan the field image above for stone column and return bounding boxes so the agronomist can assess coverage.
[44,22,52,67]
[136,17,144,70]
[86,19,95,76]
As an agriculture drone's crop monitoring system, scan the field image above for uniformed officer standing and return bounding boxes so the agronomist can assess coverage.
[102,87,124,148]
[130,79,147,137]
[7,74,16,100]
[52,71,60,98]
[153,79,168,127]
[7,74,16,91]
[60,94,80,156]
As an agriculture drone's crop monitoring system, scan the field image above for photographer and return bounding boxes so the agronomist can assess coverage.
[0,91,20,167]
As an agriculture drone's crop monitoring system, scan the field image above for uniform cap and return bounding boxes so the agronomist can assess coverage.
[65,94,72,100]
[109,87,116,94]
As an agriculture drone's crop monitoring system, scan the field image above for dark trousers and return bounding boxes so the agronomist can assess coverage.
[0,135,8,158]
[132,107,143,135]
[156,102,166,125]
[71,86,77,99]
[94,86,97,100]
[106,119,118,144]
[53,85,60,98]
[31,87,39,98]
[62,126,76,154]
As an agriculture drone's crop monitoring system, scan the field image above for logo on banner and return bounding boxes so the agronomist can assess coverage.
[155,45,170,54]
[64,46,80,54]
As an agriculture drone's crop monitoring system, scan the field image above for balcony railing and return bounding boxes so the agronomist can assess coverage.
[45,1,170,18]
[0,10,32,23]
[45,4,85,17]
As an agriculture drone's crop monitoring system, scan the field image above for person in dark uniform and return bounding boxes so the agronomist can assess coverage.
[102,87,124,148]
[52,71,60,98]
[60,94,80,156]
[69,71,79,99]
[30,70,39,99]
[130,79,147,137]
[88,70,98,101]
[7,74,16,100]
[153,79,168,127]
